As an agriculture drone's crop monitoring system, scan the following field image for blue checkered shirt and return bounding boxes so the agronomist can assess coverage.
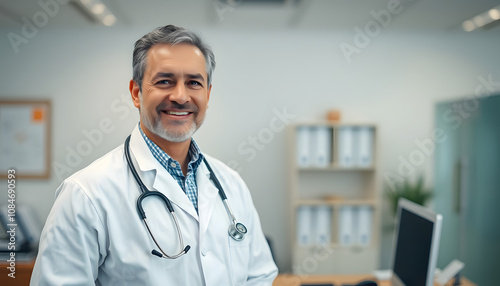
[139,125,204,212]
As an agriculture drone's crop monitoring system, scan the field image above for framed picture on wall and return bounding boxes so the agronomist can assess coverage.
[0,100,51,179]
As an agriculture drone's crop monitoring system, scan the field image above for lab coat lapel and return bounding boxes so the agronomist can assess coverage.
[197,160,220,239]
[129,126,199,221]
[152,170,199,221]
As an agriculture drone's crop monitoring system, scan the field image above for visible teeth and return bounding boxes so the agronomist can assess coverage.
[166,111,189,115]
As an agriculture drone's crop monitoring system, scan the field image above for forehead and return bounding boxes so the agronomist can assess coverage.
[145,43,207,77]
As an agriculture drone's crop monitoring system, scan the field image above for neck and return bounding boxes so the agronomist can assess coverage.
[140,122,190,175]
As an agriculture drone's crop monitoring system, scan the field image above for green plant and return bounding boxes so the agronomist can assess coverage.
[384,174,433,216]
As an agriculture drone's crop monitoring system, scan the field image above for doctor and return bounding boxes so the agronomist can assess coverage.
[31,25,278,285]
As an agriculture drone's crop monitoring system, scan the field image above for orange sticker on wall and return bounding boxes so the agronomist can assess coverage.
[32,107,44,123]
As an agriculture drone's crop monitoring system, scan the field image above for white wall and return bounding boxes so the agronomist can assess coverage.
[1,25,500,272]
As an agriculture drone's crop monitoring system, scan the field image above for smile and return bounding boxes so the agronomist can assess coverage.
[162,110,191,116]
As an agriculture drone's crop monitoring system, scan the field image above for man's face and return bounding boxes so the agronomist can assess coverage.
[131,43,211,143]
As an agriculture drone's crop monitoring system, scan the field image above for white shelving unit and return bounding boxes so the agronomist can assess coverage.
[288,122,380,275]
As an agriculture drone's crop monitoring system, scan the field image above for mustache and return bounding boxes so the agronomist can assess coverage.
[156,102,199,113]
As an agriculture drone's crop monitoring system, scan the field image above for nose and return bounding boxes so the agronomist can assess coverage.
[169,82,189,105]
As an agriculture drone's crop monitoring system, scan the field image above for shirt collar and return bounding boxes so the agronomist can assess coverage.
[138,123,204,176]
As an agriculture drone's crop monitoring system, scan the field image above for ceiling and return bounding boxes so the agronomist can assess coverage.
[1,0,500,32]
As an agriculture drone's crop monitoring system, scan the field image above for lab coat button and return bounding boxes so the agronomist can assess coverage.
[201,249,209,256]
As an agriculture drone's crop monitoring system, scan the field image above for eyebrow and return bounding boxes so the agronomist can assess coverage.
[151,72,206,82]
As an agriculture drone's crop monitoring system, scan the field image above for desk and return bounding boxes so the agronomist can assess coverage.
[0,259,35,286]
[273,274,477,286]
[0,264,478,286]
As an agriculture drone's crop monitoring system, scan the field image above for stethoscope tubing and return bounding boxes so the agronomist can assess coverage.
[202,157,238,224]
[124,134,247,259]
[125,135,189,258]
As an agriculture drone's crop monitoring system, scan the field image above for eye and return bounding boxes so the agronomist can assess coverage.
[188,81,203,88]
[156,79,172,85]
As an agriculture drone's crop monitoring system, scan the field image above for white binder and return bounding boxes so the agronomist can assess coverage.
[313,205,332,245]
[339,205,354,245]
[338,126,354,167]
[355,205,373,246]
[312,127,332,168]
[296,205,313,245]
[356,127,374,167]
[296,126,311,167]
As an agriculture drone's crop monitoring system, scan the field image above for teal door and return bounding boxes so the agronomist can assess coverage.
[435,95,500,285]
[434,99,464,268]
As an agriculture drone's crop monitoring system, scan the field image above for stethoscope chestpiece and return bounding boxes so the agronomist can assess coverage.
[203,157,249,242]
[228,222,247,241]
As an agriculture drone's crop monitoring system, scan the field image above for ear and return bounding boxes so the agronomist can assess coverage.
[129,79,141,109]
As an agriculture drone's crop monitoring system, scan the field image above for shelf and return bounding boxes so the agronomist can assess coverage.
[293,243,378,250]
[292,121,377,128]
[297,166,375,172]
[288,122,380,274]
[293,199,377,207]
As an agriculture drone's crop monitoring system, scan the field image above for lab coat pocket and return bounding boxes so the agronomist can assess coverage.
[229,238,250,285]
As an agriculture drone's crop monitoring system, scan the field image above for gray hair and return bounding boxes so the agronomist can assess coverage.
[132,25,216,91]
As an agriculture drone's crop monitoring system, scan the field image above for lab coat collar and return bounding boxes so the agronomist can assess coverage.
[129,125,157,172]
[128,126,198,220]
[128,126,219,224]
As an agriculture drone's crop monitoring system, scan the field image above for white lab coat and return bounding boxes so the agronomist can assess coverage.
[31,126,278,285]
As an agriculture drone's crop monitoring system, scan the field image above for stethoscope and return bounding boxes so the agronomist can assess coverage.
[124,135,248,259]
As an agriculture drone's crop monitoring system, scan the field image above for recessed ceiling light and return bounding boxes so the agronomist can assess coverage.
[92,3,106,15]
[462,20,475,32]
[77,0,117,26]
[473,15,485,26]
[103,14,117,26]
[489,8,500,20]
[463,5,500,31]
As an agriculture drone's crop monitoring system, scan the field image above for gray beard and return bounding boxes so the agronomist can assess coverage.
[142,112,198,143]
[139,95,201,143]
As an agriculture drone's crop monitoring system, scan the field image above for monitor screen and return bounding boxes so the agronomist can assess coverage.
[391,198,443,286]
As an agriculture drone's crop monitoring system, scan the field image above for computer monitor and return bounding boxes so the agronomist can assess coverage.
[391,198,443,286]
